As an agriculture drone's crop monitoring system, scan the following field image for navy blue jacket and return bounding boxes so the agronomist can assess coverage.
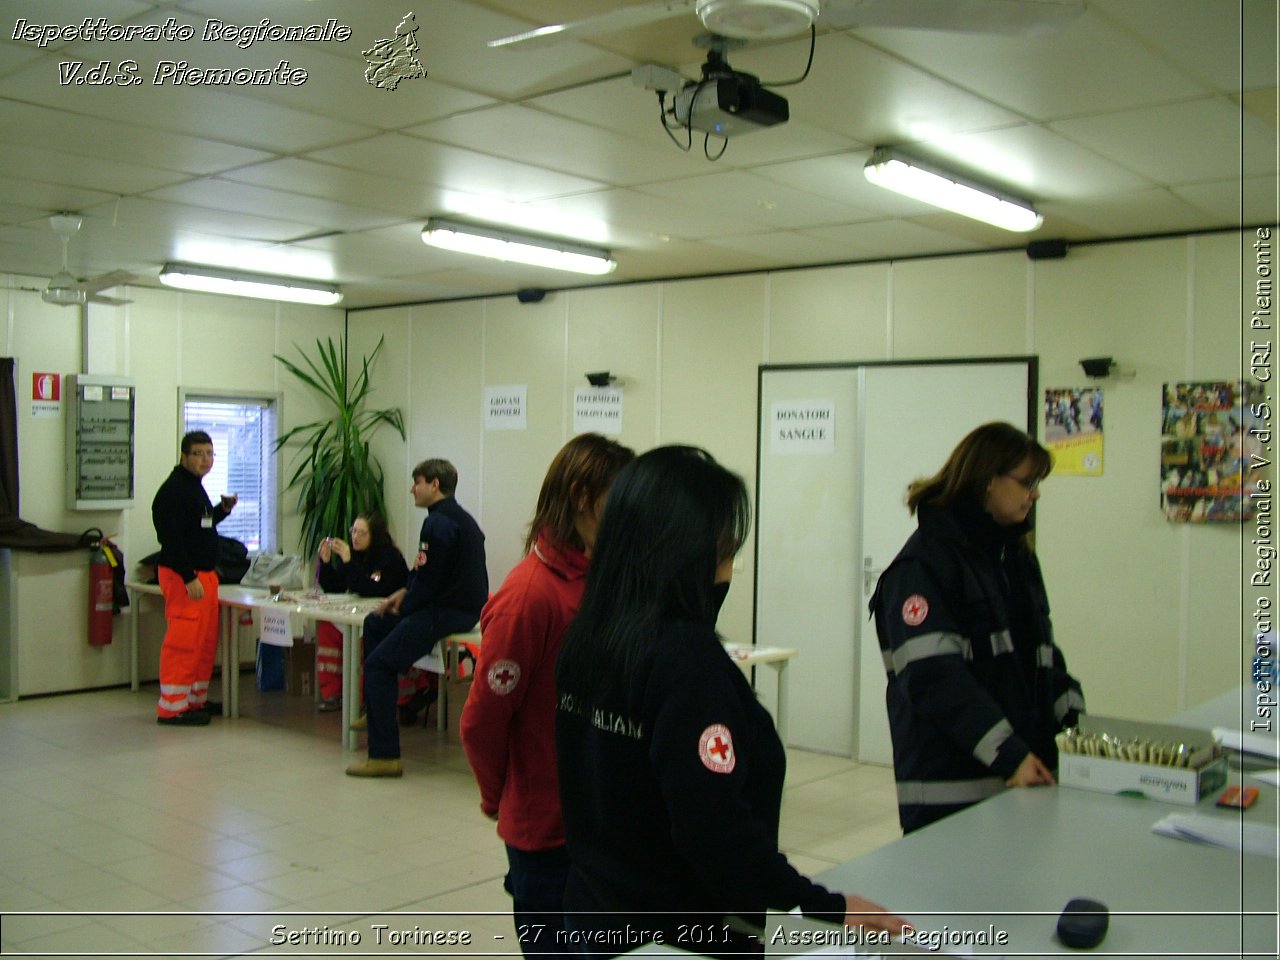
[556,619,844,957]
[151,465,229,583]
[317,542,408,598]
[871,499,1084,833]
[401,496,488,618]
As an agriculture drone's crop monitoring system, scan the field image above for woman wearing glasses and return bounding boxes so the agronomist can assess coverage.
[315,512,409,712]
[870,422,1085,834]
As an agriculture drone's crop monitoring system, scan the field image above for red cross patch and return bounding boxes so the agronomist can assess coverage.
[902,594,929,626]
[487,659,521,695]
[698,724,736,774]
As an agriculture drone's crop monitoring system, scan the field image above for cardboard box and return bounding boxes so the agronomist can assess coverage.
[286,639,314,697]
[1058,714,1228,806]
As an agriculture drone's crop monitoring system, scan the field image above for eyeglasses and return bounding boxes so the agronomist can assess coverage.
[1004,473,1041,491]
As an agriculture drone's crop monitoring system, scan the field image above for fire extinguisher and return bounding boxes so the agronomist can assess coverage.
[87,530,117,647]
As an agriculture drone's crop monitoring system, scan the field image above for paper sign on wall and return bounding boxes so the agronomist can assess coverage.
[771,399,835,454]
[259,606,295,647]
[485,385,527,431]
[574,387,623,435]
[31,372,60,418]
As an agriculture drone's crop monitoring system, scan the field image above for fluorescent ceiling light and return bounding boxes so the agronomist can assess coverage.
[863,147,1044,233]
[158,262,343,305]
[422,218,616,275]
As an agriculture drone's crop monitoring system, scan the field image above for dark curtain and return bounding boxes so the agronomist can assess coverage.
[0,357,96,552]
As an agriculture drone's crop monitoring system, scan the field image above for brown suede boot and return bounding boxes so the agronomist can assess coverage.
[345,757,403,778]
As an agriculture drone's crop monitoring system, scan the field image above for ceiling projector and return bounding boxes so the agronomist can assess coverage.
[671,71,789,138]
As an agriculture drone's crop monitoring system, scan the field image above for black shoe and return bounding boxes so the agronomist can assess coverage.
[157,710,211,727]
[399,687,438,727]
[200,701,223,716]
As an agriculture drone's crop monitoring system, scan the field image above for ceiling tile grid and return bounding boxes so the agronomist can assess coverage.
[0,0,1269,307]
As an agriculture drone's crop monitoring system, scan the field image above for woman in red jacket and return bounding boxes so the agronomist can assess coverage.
[461,433,634,958]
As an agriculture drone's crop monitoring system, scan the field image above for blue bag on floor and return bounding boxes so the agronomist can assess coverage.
[256,641,284,691]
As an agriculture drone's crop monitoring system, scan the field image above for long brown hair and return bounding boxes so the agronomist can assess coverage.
[525,433,635,553]
[906,422,1051,515]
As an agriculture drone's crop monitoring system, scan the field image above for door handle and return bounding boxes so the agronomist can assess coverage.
[863,561,886,593]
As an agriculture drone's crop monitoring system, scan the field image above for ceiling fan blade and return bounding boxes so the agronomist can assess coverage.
[75,270,136,295]
[86,293,132,306]
[821,0,1085,36]
[488,0,697,49]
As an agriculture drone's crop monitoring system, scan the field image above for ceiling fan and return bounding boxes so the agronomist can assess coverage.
[42,214,135,307]
[487,0,1087,50]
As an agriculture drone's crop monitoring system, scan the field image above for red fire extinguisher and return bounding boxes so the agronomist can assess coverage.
[87,533,118,647]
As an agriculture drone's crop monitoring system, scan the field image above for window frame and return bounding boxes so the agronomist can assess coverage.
[178,387,283,555]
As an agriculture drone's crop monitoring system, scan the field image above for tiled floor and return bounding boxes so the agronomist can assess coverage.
[0,678,902,958]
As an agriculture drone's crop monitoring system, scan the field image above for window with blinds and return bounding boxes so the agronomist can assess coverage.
[182,395,278,553]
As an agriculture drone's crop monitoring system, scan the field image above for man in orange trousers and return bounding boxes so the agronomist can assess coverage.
[151,431,236,725]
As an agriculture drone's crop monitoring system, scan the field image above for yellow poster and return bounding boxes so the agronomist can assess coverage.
[1044,388,1103,476]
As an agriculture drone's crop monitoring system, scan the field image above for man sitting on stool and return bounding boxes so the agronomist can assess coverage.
[347,458,488,777]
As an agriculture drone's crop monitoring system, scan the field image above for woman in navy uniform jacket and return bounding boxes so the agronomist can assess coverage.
[871,422,1085,834]
[556,446,906,959]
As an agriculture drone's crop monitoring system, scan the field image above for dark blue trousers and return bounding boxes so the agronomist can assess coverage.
[505,844,572,959]
[362,605,476,759]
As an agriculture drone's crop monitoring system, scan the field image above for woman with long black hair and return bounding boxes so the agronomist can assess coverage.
[556,445,906,959]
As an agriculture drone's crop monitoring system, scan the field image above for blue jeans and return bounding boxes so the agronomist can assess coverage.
[362,605,476,759]
[505,844,572,959]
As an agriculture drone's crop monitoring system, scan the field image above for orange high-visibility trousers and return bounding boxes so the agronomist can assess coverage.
[156,567,220,717]
[316,620,344,701]
[316,621,429,705]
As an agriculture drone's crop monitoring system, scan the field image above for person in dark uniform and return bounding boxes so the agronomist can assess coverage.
[151,430,237,725]
[871,422,1085,834]
[556,446,907,959]
[346,458,488,778]
[313,511,409,711]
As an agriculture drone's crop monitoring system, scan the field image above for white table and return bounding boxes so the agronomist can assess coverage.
[126,581,479,749]
[766,686,1280,959]
[724,643,797,739]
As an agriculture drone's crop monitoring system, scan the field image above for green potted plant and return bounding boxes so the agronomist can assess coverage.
[274,334,406,558]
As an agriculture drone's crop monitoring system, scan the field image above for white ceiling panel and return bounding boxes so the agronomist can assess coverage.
[0,61,380,154]
[1094,0,1276,93]
[1051,97,1278,185]
[800,219,984,261]
[636,170,884,230]
[0,100,273,176]
[219,159,447,217]
[856,8,1212,121]
[910,124,1154,199]
[1039,187,1222,236]
[518,188,772,245]
[1174,177,1279,227]
[738,33,1025,143]
[406,105,699,185]
[311,134,606,201]
[0,142,192,197]
[142,178,406,234]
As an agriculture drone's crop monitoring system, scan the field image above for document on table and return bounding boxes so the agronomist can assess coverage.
[1152,813,1280,858]
[1212,727,1280,760]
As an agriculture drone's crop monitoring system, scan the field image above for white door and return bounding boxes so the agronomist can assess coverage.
[756,360,1032,760]
[756,369,861,755]
[854,362,1032,763]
